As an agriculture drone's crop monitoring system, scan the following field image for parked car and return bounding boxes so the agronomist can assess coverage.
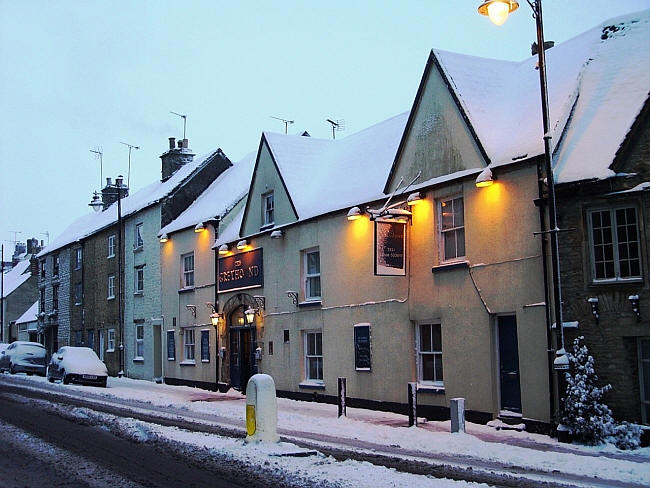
[0,341,47,376]
[0,343,9,355]
[47,346,108,387]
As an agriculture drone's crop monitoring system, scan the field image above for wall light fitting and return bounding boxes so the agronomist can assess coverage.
[159,233,169,243]
[218,244,229,255]
[236,239,248,250]
[475,167,495,188]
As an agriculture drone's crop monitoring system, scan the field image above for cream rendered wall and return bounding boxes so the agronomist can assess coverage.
[241,142,298,237]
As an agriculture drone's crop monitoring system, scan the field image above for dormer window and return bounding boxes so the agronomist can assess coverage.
[262,191,274,227]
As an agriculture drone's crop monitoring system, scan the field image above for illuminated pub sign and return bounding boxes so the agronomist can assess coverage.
[218,248,264,292]
[374,221,406,276]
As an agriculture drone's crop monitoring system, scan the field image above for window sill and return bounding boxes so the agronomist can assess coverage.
[260,223,275,231]
[180,360,196,366]
[132,357,144,363]
[417,383,445,394]
[134,292,143,296]
[298,300,322,308]
[107,255,115,259]
[107,297,115,301]
[299,381,325,390]
[133,246,143,253]
[167,358,175,361]
[178,287,195,294]
[589,278,643,286]
[106,349,115,353]
[74,302,82,306]
[201,359,210,363]
[432,261,468,273]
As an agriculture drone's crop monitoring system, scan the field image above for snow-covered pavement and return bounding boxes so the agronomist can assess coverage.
[2,373,649,487]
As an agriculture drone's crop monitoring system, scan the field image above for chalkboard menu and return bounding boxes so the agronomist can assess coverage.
[201,330,210,361]
[167,330,175,360]
[354,324,371,371]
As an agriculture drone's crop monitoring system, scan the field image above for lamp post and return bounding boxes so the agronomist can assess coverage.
[478,0,569,422]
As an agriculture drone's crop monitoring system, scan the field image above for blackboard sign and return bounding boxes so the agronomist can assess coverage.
[218,248,264,292]
[354,324,371,371]
[375,221,406,276]
[167,330,175,360]
[201,330,210,361]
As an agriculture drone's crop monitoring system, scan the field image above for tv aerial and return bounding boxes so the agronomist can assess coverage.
[270,116,294,134]
[89,146,103,189]
[170,111,187,139]
[120,142,140,189]
[326,118,345,139]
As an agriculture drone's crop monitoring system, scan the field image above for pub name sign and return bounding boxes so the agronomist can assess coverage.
[218,248,264,292]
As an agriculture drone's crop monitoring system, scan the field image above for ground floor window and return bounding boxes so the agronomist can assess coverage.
[74,330,83,347]
[99,330,105,360]
[167,330,175,360]
[417,323,443,385]
[135,323,144,358]
[107,328,116,352]
[304,330,323,382]
[87,329,94,352]
[201,330,210,362]
[640,338,650,425]
[184,329,195,361]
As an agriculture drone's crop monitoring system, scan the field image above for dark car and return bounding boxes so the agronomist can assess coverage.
[0,341,47,376]
[47,346,108,387]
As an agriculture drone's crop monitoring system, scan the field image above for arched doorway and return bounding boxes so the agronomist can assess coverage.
[222,293,258,393]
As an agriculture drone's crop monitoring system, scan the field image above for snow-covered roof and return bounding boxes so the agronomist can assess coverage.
[38,148,225,257]
[160,151,256,236]
[433,9,650,184]
[212,207,246,249]
[1,259,32,298]
[15,301,38,325]
[263,111,409,222]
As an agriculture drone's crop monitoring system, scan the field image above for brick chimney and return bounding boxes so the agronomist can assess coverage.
[100,176,129,210]
[161,137,194,182]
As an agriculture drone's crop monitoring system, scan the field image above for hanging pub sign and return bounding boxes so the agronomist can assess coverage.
[218,248,264,292]
[354,323,371,371]
[374,220,406,275]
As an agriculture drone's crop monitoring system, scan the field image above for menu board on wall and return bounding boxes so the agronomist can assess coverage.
[374,221,406,276]
[354,323,371,371]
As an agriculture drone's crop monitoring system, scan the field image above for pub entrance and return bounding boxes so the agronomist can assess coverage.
[224,296,258,394]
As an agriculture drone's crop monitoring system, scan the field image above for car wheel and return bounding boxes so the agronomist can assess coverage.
[47,374,55,383]
[62,370,70,385]
[9,363,16,374]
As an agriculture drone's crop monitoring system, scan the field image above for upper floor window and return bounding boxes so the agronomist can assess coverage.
[134,266,144,294]
[262,191,274,227]
[107,274,115,299]
[52,284,59,311]
[134,223,144,249]
[74,248,82,270]
[74,282,82,306]
[53,254,60,277]
[182,253,194,288]
[417,323,443,386]
[438,196,465,262]
[40,260,46,278]
[108,234,116,258]
[303,248,321,301]
[40,288,46,313]
[588,206,641,282]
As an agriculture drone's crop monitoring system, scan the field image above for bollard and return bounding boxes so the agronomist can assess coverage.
[245,374,279,443]
[338,377,346,417]
[450,397,465,433]
[408,382,417,427]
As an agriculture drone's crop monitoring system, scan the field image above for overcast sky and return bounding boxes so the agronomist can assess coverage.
[1,0,649,252]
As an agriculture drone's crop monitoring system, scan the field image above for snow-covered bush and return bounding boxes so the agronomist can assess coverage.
[561,336,641,449]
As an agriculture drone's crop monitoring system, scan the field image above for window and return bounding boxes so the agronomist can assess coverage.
[135,323,144,358]
[262,191,274,227]
[284,330,290,343]
[588,207,641,282]
[640,338,650,425]
[40,260,46,278]
[75,247,82,270]
[305,331,323,382]
[75,331,83,347]
[201,330,210,362]
[99,330,105,360]
[268,341,274,355]
[40,288,46,314]
[303,248,321,301]
[417,323,443,385]
[108,234,116,258]
[167,330,176,360]
[53,254,60,277]
[438,196,465,262]
[107,328,116,352]
[87,329,95,352]
[184,329,195,361]
[74,282,82,305]
[134,223,144,249]
[134,266,144,294]
[107,274,115,299]
[182,253,194,288]
[52,284,59,311]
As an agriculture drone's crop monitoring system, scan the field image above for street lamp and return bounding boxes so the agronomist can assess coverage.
[478,0,568,423]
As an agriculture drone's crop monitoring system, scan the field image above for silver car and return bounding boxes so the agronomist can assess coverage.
[0,341,47,376]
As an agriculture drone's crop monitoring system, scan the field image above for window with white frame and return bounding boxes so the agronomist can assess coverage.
[107,274,115,299]
[438,196,465,262]
[107,328,116,352]
[304,331,323,382]
[108,234,116,258]
[134,223,144,249]
[53,254,60,276]
[587,206,641,282]
[134,266,144,294]
[303,248,321,301]
[262,191,274,227]
[417,323,443,385]
[640,338,650,425]
[75,247,82,270]
[135,323,144,358]
[184,329,195,361]
[74,282,82,305]
[182,253,194,288]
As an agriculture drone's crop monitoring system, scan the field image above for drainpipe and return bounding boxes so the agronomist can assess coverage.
[208,218,221,391]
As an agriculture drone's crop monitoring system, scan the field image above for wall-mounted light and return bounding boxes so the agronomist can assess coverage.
[206,302,223,328]
[478,0,519,26]
[475,167,495,188]
[587,297,599,323]
[245,307,258,325]
[270,230,284,239]
[629,295,641,322]
[218,244,229,255]
[406,192,423,206]
[194,222,206,233]
[347,206,363,221]
[159,233,169,243]
[236,239,248,250]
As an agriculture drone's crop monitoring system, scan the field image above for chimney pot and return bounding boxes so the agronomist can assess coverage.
[106,177,112,186]
[169,137,176,150]
[177,140,182,148]
[182,138,189,148]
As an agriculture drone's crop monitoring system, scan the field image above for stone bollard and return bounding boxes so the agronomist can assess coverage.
[450,397,465,433]
[245,374,279,443]
[408,382,417,427]
[338,377,347,417]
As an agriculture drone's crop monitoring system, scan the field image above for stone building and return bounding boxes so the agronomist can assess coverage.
[1,259,38,344]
